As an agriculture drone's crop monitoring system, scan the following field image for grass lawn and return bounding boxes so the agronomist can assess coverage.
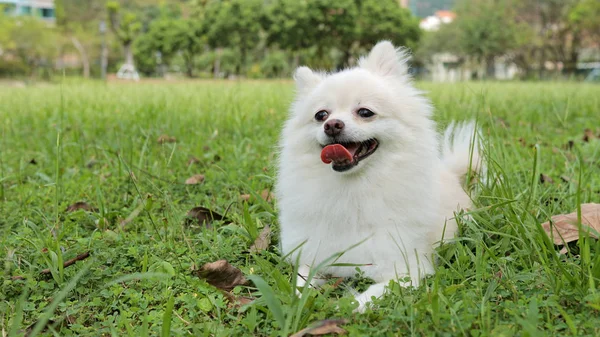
[1,80,599,336]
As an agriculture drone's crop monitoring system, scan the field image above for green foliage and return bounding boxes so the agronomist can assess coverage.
[355,0,421,52]
[453,0,521,63]
[0,15,59,77]
[107,2,142,46]
[569,0,600,44]
[201,0,263,73]
[135,18,205,77]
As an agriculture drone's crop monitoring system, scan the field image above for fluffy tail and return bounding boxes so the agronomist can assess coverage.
[441,121,484,178]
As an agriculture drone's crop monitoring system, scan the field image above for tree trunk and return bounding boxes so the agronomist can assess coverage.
[563,33,580,77]
[124,42,134,67]
[184,51,194,78]
[485,56,496,79]
[213,48,221,78]
[70,36,90,78]
[101,38,108,80]
[538,48,546,80]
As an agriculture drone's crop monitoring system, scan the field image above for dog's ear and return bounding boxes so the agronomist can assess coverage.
[294,66,323,96]
[359,41,410,78]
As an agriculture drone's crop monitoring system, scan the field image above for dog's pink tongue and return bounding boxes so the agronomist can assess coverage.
[321,144,353,164]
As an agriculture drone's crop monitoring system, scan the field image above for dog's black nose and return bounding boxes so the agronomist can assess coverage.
[324,119,345,137]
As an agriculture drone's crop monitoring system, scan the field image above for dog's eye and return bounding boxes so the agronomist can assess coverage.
[314,110,329,121]
[357,108,375,118]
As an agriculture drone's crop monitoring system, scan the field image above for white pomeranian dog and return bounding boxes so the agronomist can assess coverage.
[275,41,483,312]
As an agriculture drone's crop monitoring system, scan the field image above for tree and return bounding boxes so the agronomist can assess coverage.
[569,0,600,55]
[200,0,263,75]
[135,18,204,77]
[452,0,522,78]
[54,0,105,78]
[263,0,420,70]
[354,0,421,55]
[107,1,142,70]
[263,0,359,69]
[1,16,59,78]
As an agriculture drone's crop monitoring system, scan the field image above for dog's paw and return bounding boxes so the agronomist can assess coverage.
[352,293,372,313]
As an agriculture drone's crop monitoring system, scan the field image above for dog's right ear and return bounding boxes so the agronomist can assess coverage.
[294,66,322,96]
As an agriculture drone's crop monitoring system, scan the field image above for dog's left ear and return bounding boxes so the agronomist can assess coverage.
[359,41,410,78]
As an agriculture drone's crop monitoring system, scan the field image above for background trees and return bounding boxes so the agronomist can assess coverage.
[423,0,600,79]
[0,0,597,80]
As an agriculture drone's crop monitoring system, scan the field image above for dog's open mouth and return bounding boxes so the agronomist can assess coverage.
[320,139,379,172]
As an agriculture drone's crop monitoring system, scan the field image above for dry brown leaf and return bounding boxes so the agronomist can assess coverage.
[250,225,271,253]
[541,203,600,245]
[583,129,595,142]
[185,174,205,185]
[187,156,200,165]
[65,202,98,213]
[560,175,571,183]
[240,189,274,203]
[260,189,274,202]
[185,206,230,228]
[539,174,554,184]
[290,319,348,337]
[219,290,255,308]
[157,134,176,144]
[196,260,247,291]
[563,140,574,151]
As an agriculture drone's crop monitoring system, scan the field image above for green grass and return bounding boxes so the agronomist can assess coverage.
[0,80,599,336]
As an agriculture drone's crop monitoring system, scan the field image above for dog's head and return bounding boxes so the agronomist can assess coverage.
[284,41,435,174]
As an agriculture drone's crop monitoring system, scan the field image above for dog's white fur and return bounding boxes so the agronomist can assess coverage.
[275,41,482,312]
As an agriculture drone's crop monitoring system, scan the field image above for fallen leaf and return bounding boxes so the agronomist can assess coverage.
[250,225,271,253]
[541,203,600,245]
[196,260,247,291]
[563,140,574,151]
[260,189,274,202]
[187,156,200,165]
[583,129,595,142]
[539,174,554,184]
[65,202,97,213]
[240,189,274,203]
[560,175,571,183]
[86,158,99,168]
[290,319,348,337]
[496,118,508,128]
[157,134,176,144]
[219,290,255,308]
[185,174,205,185]
[185,207,230,227]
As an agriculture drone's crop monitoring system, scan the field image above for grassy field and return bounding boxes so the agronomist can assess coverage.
[1,80,599,336]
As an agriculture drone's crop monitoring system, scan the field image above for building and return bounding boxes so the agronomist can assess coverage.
[401,0,455,18]
[1,0,55,22]
[419,10,456,31]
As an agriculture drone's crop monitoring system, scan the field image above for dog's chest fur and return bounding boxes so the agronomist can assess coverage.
[277,156,444,280]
